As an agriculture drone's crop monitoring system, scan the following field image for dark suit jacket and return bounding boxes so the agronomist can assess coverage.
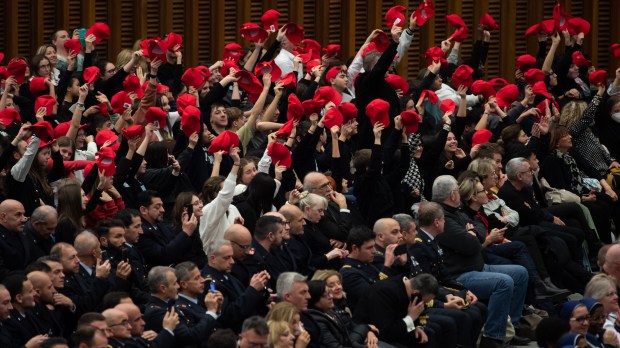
[302,220,342,270]
[60,266,109,316]
[3,309,44,346]
[136,219,194,267]
[287,234,315,276]
[339,258,390,309]
[242,239,291,290]
[108,330,176,348]
[317,201,352,243]
[23,221,53,259]
[0,224,32,281]
[497,180,554,225]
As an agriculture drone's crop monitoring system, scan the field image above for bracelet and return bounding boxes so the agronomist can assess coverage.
[233,162,241,166]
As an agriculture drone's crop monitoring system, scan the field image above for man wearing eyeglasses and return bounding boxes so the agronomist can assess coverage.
[102,308,133,345]
[224,224,254,287]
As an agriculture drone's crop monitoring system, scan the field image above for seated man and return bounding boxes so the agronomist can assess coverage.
[116,302,176,348]
[431,175,530,348]
[276,272,321,348]
[2,274,46,346]
[243,215,289,290]
[238,316,269,348]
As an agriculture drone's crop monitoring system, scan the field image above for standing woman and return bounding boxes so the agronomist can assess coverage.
[171,192,207,269]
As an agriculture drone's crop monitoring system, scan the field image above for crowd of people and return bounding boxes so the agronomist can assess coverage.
[1,1,620,347]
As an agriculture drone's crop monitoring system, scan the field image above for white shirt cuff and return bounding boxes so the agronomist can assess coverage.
[206,311,219,319]
[164,328,174,336]
[403,315,415,333]
[339,209,350,213]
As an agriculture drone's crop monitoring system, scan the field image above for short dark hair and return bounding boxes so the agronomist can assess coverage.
[113,209,140,227]
[137,190,160,209]
[101,291,131,310]
[72,326,103,346]
[206,328,237,348]
[2,273,27,302]
[346,226,375,251]
[26,260,52,274]
[40,337,68,348]
[254,215,283,241]
[241,315,269,336]
[94,219,126,239]
[409,273,439,296]
[77,312,106,329]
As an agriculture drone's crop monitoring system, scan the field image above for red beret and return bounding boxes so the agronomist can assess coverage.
[568,17,590,36]
[480,13,499,30]
[440,99,457,114]
[534,99,556,120]
[425,46,447,67]
[64,39,82,55]
[268,142,292,168]
[254,61,282,82]
[35,95,56,117]
[164,32,183,52]
[279,72,298,88]
[181,105,201,138]
[145,107,167,129]
[314,86,342,107]
[339,102,358,124]
[470,80,495,100]
[29,121,54,141]
[610,44,620,60]
[299,40,322,60]
[287,94,304,122]
[96,147,116,176]
[385,5,407,28]
[524,69,546,85]
[176,94,197,116]
[532,81,553,99]
[235,70,263,94]
[366,99,390,127]
[293,49,313,64]
[95,129,119,149]
[222,43,244,62]
[302,99,323,117]
[589,70,608,86]
[208,130,240,154]
[372,31,391,52]
[553,2,570,32]
[123,75,144,99]
[0,108,20,127]
[515,54,536,72]
[448,26,469,42]
[282,23,305,46]
[420,90,439,105]
[275,120,295,139]
[182,67,207,89]
[261,9,280,32]
[322,107,344,129]
[97,103,109,116]
[323,44,341,58]
[472,129,493,148]
[29,77,48,96]
[446,14,466,29]
[401,110,421,135]
[121,124,144,140]
[83,66,101,84]
[488,77,509,90]
[240,23,268,43]
[306,59,322,75]
[85,22,110,44]
[451,64,474,89]
[385,74,409,95]
[140,37,169,62]
[412,0,435,27]
[495,84,519,109]
[572,51,591,67]
[6,58,27,85]
[111,91,132,114]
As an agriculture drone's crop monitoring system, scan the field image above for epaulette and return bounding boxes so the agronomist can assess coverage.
[341,265,352,269]
[378,272,388,280]
[415,237,423,243]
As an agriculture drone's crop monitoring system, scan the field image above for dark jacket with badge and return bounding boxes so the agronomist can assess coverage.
[3,308,45,346]
[136,219,194,268]
[242,239,291,290]
[339,257,391,309]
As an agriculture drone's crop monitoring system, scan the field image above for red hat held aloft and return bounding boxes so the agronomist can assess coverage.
[123,75,144,99]
[323,44,341,58]
[121,124,144,140]
[261,9,280,32]
[495,84,519,109]
[567,17,590,36]
[400,110,422,135]
[145,107,167,129]
[553,1,571,33]
[448,26,469,43]
[524,69,546,85]
[164,32,183,52]
[254,61,282,82]
[339,102,358,124]
[480,13,499,30]
[95,129,119,149]
[488,78,509,90]
[314,86,342,107]
[452,64,474,89]
[282,23,305,46]
[64,39,82,55]
[222,43,244,62]
[235,71,263,94]
[440,99,457,114]
[287,94,304,122]
[275,120,295,139]
[412,0,435,27]
[610,44,620,60]
[446,14,466,29]
[268,142,292,168]
[0,108,20,127]
[182,67,207,89]
[208,130,240,154]
[293,49,313,64]
[29,77,48,96]
[532,81,553,99]
[305,59,322,75]
[181,105,201,138]
[515,54,536,72]
[385,5,407,28]
[385,74,409,95]
[589,70,608,86]
[96,147,117,176]
[470,80,495,100]
[176,93,197,116]
[85,22,110,44]
[372,31,391,52]
[419,90,439,105]
[471,129,493,148]
[302,99,322,117]
[35,95,56,117]
[240,23,268,43]
[366,99,390,127]
[299,39,322,60]
[279,72,298,89]
[140,37,169,62]
[425,46,447,67]
[572,51,591,67]
[322,107,344,129]
[219,60,239,77]
[29,121,54,142]
[54,121,88,138]
[111,91,132,115]
[6,58,27,85]
[83,66,101,84]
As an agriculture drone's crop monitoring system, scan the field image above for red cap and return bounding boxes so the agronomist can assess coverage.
[532,81,553,99]
[240,23,268,43]
[420,90,439,105]
[589,70,608,86]
[268,142,292,168]
[140,37,169,62]
[470,80,495,100]
[6,58,27,85]
[176,93,197,116]
[181,105,201,138]
[446,14,466,29]
[222,43,244,62]
[220,59,239,77]
[535,99,552,119]
[164,32,183,52]
[451,64,474,89]
[525,23,541,37]
[323,44,341,58]
[488,77,509,90]
[121,124,144,140]
[425,46,447,67]
[85,22,110,44]
[95,147,117,176]
[235,70,263,94]
[572,51,591,67]
[64,39,82,55]
[29,77,48,96]
[322,107,344,129]
[313,86,342,107]
[384,74,409,94]
[385,5,407,28]
[182,67,207,89]
[207,130,240,154]
[29,121,54,141]
[83,66,101,84]
[144,107,167,129]
[287,94,304,122]
[0,108,20,127]
[553,1,570,32]
[299,40,322,60]
[401,110,421,135]
[302,99,323,117]
[95,129,119,148]
[261,9,280,32]
[326,66,343,84]
[275,120,295,139]
[610,44,620,60]
[339,102,358,124]
[412,0,435,27]
[254,61,282,82]
[448,26,469,42]
[515,54,536,72]
[282,23,305,45]
[371,31,391,52]
[362,42,378,57]
[54,121,87,138]
[111,91,132,114]
[567,17,590,36]
[495,84,519,109]
[366,99,390,127]
[279,72,298,88]
[123,75,144,98]
[471,129,493,148]
[440,99,457,114]
[293,49,313,64]
[541,19,556,35]
[35,95,56,117]
[480,13,499,30]
[524,69,545,85]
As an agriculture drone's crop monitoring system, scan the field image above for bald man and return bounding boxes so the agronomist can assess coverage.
[0,200,31,281]
[115,303,176,347]
[27,271,66,338]
[372,218,407,277]
[604,244,620,286]
[280,205,313,276]
[102,308,134,346]
[225,224,254,286]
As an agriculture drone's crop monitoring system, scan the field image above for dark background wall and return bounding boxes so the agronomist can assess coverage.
[2,0,619,80]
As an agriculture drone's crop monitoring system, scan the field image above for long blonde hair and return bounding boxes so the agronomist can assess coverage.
[559,101,587,129]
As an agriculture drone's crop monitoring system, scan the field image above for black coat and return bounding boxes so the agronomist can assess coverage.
[60,266,110,316]
[3,309,45,346]
[306,309,368,348]
[135,219,194,268]
[0,225,34,281]
[242,239,291,290]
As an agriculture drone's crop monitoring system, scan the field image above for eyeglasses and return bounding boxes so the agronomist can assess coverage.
[191,200,203,206]
[322,291,333,298]
[230,240,251,250]
[316,182,331,190]
[571,315,590,323]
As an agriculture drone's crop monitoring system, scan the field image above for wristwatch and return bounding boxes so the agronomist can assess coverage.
[76,102,85,111]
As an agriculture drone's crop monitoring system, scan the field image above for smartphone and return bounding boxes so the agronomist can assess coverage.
[394,244,408,256]
[184,203,194,219]
[209,282,216,294]
[100,250,108,261]
[411,295,419,303]
[120,246,129,262]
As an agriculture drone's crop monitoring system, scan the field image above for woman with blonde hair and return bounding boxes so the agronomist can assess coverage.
[266,302,310,348]
[312,270,351,317]
[267,320,295,348]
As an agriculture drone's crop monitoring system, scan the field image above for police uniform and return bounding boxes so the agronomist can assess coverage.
[242,239,291,290]
[373,244,408,277]
[339,258,390,309]
[3,308,45,346]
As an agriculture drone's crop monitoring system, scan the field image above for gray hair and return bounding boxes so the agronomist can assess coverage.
[393,214,415,233]
[298,192,327,211]
[505,157,528,181]
[174,261,198,283]
[276,272,307,299]
[241,315,269,335]
[206,239,231,256]
[31,205,57,224]
[147,266,173,294]
[73,231,98,257]
[431,175,458,202]
[584,274,617,301]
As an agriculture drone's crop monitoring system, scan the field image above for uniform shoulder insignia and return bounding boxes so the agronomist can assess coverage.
[204,275,212,282]
[341,265,352,269]
[415,237,423,243]
[378,272,388,280]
